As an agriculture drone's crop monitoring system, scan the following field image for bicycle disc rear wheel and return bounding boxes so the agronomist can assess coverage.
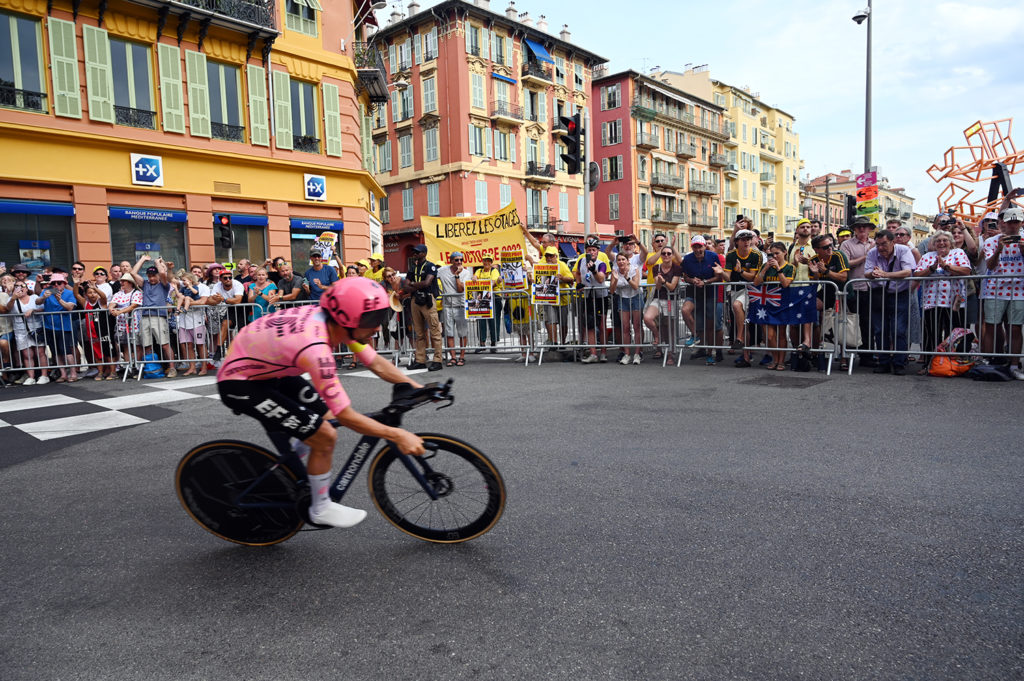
[368,433,505,543]
[175,440,306,546]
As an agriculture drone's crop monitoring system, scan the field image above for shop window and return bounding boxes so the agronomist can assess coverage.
[0,202,75,272]
[214,225,267,265]
[109,213,187,270]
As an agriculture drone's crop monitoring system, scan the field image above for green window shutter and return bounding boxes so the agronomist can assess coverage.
[184,50,210,137]
[322,82,341,157]
[272,70,292,150]
[47,18,81,118]
[157,44,185,133]
[304,0,323,10]
[246,64,269,146]
[82,25,114,123]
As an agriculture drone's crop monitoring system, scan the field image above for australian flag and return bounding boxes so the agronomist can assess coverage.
[747,284,819,325]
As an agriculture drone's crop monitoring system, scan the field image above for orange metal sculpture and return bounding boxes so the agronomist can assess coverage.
[927,118,1024,222]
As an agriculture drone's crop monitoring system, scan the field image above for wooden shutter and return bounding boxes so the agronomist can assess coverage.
[158,44,185,133]
[184,50,211,137]
[480,28,488,61]
[489,30,497,61]
[391,89,399,121]
[246,64,269,146]
[414,34,422,64]
[384,139,392,171]
[388,44,396,73]
[47,18,81,118]
[272,69,292,149]
[82,25,114,123]
[322,82,342,157]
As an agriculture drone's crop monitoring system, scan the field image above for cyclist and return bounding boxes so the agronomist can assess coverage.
[217,277,425,529]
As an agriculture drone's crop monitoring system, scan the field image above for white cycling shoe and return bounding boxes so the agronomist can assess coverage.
[309,502,367,528]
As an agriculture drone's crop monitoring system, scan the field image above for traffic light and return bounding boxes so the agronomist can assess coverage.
[559,113,582,175]
[216,214,233,249]
[844,194,857,226]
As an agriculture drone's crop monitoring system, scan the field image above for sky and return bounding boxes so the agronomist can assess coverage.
[373,0,1024,216]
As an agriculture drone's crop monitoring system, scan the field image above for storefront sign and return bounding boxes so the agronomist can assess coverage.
[290,218,344,232]
[130,153,164,187]
[110,207,187,222]
[304,174,326,201]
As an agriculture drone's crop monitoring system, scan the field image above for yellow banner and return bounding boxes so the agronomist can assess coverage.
[422,200,526,268]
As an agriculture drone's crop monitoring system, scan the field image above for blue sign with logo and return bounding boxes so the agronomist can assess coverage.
[131,153,164,187]
[304,174,326,201]
[110,207,187,222]
[289,218,344,232]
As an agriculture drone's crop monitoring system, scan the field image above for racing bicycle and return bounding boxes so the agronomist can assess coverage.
[175,379,505,546]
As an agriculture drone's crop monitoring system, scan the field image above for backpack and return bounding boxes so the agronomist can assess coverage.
[965,364,1012,382]
[142,352,166,379]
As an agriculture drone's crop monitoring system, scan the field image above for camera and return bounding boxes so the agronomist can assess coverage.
[1007,235,1021,244]
[617,235,630,244]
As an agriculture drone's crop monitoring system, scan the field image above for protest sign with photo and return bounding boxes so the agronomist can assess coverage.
[422,201,526,268]
[465,280,493,319]
[500,247,526,290]
[533,262,559,305]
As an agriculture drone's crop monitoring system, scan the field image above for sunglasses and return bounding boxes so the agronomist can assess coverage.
[451,259,463,262]
[72,267,84,271]
[95,272,107,276]
[661,251,673,256]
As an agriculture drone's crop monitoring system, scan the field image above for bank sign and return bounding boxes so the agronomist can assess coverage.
[304,174,326,201]
[130,153,164,187]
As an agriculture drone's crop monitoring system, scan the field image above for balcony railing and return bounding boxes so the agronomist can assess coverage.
[636,131,659,148]
[690,213,718,228]
[901,210,912,219]
[676,143,696,158]
[525,161,556,179]
[353,42,389,103]
[467,44,482,57]
[522,61,552,82]
[885,207,899,216]
[651,210,682,224]
[114,105,156,129]
[650,173,685,189]
[689,181,719,195]
[552,116,567,133]
[211,121,245,142]
[491,101,524,121]
[177,0,274,30]
[0,85,46,112]
[670,211,687,223]
[759,172,775,183]
[709,153,728,166]
[292,135,321,153]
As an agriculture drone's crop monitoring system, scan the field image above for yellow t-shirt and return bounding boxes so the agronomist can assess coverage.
[473,266,502,290]
[366,267,384,282]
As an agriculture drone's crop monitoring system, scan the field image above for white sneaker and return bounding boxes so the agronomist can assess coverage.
[309,502,367,528]
[23,377,37,386]
[632,354,642,365]
[619,355,631,365]
[36,376,50,385]
[580,354,599,364]
[1011,367,1024,381]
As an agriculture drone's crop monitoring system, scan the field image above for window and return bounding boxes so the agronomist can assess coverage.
[602,155,624,181]
[574,63,584,90]
[285,0,318,37]
[554,55,565,85]
[609,193,620,221]
[600,83,620,110]
[470,72,484,109]
[424,127,439,162]
[500,184,512,208]
[495,130,514,162]
[559,192,569,221]
[399,134,412,167]
[400,83,413,119]
[475,180,488,214]
[494,80,509,106]
[639,192,650,219]
[423,76,436,112]
[375,139,392,171]
[425,28,438,60]
[468,124,489,156]
[638,156,647,180]
[380,195,389,223]
[108,39,155,128]
[402,187,414,221]
[214,223,267,264]
[206,60,243,141]
[578,194,584,223]
[602,119,622,146]
[427,183,440,216]
[290,78,319,152]
[465,24,481,56]
[1,12,46,113]
[554,142,565,172]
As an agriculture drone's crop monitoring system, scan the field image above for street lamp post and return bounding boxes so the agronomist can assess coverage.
[853,2,872,173]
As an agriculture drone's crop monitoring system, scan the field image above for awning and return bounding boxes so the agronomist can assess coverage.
[491,73,517,85]
[0,200,74,216]
[652,189,678,198]
[524,39,554,64]
[641,81,693,108]
[559,243,579,259]
[652,151,677,164]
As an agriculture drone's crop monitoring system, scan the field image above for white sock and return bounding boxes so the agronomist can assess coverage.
[308,472,332,515]
[290,438,311,464]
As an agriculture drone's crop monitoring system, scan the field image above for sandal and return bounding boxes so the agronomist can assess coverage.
[55,376,67,383]
[105,373,115,380]
[774,364,787,371]
[766,363,779,370]
[455,358,465,366]
[446,359,456,367]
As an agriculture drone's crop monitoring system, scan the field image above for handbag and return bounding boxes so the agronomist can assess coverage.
[928,355,973,377]
[822,307,861,353]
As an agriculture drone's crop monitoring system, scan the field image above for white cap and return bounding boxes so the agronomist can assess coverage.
[690,234,706,245]
[983,211,999,222]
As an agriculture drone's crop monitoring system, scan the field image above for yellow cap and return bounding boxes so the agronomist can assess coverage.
[370,252,384,261]
[544,246,559,256]
[357,259,370,267]
[797,218,811,227]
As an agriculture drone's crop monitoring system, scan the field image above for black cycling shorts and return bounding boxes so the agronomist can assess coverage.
[218,376,328,439]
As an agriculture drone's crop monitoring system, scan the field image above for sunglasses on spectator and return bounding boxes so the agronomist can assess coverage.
[660,250,673,256]
[72,267,84,271]
[54,281,67,285]
[95,271,107,276]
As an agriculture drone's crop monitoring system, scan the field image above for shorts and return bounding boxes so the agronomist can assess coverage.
[647,298,672,317]
[580,296,608,329]
[14,328,43,350]
[543,304,569,327]
[982,298,1024,326]
[0,331,12,345]
[117,328,140,346]
[177,325,207,345]
[141,316,171,346]
[442,306,469,338]
[730,287,748,310]
[45,329,74,357]
[219,376,327,439]
[619,295,644,312]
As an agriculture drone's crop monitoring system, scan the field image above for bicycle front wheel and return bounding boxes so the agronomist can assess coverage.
[175,440,306,547]
[368,433,506,543]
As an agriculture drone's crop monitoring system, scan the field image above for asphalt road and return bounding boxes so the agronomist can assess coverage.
[1,359,1022,680]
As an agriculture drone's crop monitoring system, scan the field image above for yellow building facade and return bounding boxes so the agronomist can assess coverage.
[0,0,386,273]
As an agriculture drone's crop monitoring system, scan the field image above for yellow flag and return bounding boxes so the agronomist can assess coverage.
[422,200,526,268]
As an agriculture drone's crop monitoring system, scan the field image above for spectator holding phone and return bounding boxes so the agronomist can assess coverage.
[38,272,79,381]
[8,280,49,384]
[981,206,1024,377]
[609,251,643,365]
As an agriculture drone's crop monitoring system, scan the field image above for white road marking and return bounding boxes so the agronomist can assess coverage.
[346,368,428,378]
[18,411,149,441]
[90,390,204,410]
[148,375,218,390]
[0,394,82,414]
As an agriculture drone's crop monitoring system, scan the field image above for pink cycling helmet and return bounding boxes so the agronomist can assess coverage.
[319,277,390,329]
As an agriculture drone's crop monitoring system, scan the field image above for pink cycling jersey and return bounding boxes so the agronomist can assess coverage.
[217,305,376,416]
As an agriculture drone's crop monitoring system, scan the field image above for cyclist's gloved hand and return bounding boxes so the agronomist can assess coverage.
[392,382,417,400]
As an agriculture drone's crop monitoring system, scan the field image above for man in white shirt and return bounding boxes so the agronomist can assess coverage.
[437,252,473,366]
[211,269,245,348]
